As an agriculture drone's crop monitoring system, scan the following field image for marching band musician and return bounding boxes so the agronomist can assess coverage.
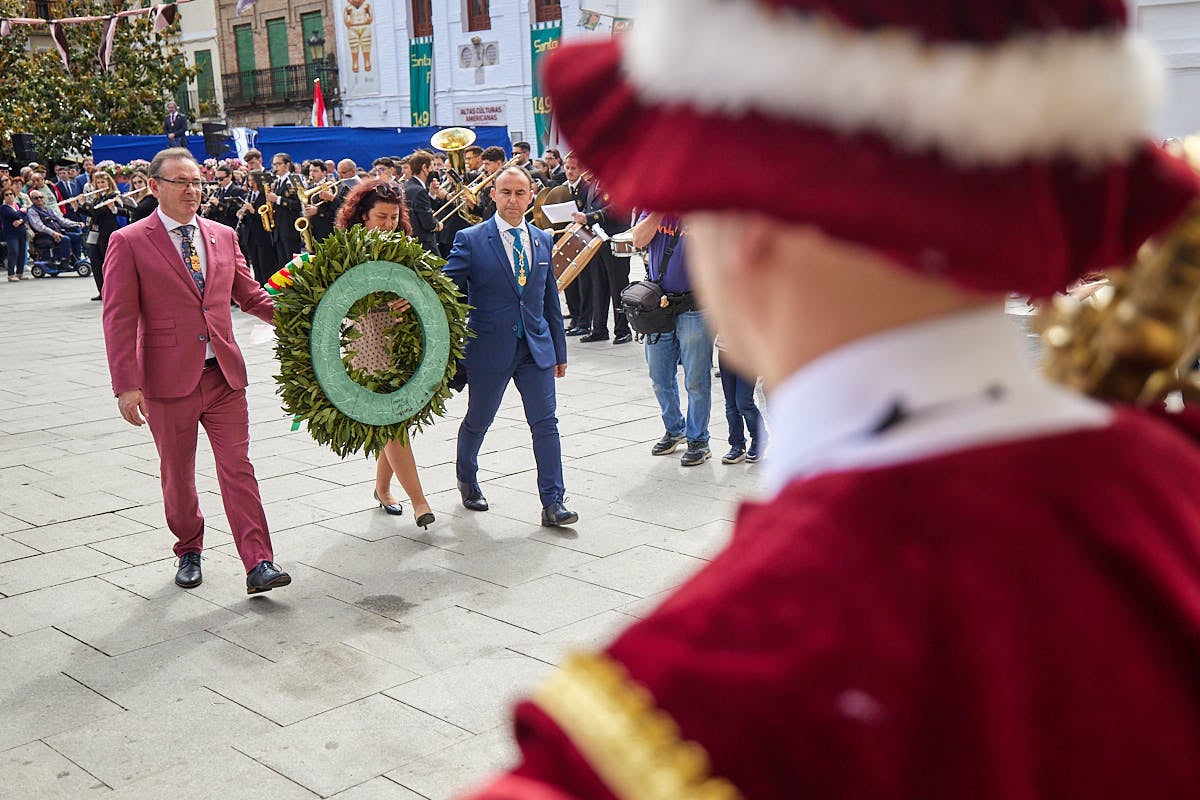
[78,170,130,301]
[572,172,631,345]
[201,165,246,230]
[302,160,340,244]
[237,170,276,286]
[435,148,482,258]
[464,0,1200,797]
[266,152,304,269]
[562,153,593,337]
[472,146,507,222]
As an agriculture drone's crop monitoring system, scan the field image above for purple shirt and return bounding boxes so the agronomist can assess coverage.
[639,212,690,294]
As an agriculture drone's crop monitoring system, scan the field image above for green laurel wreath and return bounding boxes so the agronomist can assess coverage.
[273,226,471,458]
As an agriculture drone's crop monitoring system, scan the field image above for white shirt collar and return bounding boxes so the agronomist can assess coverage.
[156,207,199,233]
[761,306,1111,497]
[495,215,527,238]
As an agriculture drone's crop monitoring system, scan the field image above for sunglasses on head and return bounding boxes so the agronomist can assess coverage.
[374,183,402,199]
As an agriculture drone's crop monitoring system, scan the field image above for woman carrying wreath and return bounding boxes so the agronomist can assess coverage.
[335,179,436,528]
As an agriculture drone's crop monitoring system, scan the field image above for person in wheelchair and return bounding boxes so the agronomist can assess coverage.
[26,190,81,267]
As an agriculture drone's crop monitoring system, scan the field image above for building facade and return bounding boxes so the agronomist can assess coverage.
[335,0,641,148]
[1134,0,1200,136]
[215,0,341,128]
[171,0,225,126]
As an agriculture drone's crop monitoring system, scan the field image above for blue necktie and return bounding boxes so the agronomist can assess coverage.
[507,228,526,338]
[179,224,204,295]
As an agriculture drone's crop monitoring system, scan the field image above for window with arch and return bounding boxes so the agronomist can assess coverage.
[412,0,432,37]
[534,0,561,23]
[466,0,490,31]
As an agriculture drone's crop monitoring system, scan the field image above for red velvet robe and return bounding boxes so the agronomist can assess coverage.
[466,409,1200,799]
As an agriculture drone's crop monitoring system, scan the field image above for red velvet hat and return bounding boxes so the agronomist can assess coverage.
[543,0,1199,297]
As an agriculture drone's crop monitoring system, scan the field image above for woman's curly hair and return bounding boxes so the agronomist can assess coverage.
[335,178,412,234]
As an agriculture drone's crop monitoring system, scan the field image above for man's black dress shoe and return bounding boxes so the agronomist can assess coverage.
[458,480,489,511]
[373,489,404,516]
[541,502,579,527]
[566,326,590,337]
[612,333,633,345]
[246,561,291,595]
[175,552,202,588]
[580,332,609,343]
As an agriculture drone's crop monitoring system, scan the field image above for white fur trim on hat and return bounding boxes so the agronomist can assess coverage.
[621,0,1164,167]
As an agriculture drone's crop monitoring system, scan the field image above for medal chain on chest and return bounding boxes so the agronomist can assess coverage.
[516,247,527,287]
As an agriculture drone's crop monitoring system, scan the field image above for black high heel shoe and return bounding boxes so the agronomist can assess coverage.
[414,511,435,530]
[373,490,404,516]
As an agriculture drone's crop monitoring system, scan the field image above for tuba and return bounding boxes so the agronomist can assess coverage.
[431,126,475,178]
[1036,138,1200,406]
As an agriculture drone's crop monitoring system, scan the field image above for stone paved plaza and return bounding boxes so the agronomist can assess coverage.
[0,273,759,799]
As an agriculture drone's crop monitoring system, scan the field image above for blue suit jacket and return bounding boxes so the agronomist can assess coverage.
[444,218,567,372]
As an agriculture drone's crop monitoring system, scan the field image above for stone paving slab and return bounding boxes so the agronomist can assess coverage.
[0,275,848,797]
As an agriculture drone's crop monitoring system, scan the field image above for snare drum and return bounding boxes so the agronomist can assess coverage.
[610,230,637,258]
[552,223,604,290]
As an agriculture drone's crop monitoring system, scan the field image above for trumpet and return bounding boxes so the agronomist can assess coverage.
[259,200,275,232]
[297,178,339,207]
[434,156,520,226]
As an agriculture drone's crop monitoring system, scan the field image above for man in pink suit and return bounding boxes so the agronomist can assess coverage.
[102,148,291,595]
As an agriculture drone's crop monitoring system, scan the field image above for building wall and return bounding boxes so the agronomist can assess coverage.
[1135,0,1200,136]
[215,0,337,128]
[175,0,225,123]
[337,0,641,147]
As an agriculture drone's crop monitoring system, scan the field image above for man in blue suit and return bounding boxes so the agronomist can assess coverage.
[164,101,189,149]
[444,167,578,527]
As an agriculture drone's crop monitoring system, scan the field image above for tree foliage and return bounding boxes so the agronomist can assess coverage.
[0,0,197,160]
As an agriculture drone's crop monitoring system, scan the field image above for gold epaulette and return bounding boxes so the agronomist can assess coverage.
[533,652,744,800]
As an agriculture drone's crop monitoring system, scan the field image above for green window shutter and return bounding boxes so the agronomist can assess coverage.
[267,18,289,99]
[300,12,324,86]
[173,54,190,117]
[195,50,215,106]
[234,23,255,71]
[234,24,256,100]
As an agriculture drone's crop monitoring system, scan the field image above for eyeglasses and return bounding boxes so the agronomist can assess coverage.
[156,177,204,190]
[374,183,402,198]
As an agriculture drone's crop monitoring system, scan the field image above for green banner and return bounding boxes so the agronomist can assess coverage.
[530,23,562,149]
[409,36,433,127]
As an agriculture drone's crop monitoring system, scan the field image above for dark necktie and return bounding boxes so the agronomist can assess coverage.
[179,224,204,295]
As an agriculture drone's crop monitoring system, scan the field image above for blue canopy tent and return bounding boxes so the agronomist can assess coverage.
[91,126,511,167]
[89,135,212,164]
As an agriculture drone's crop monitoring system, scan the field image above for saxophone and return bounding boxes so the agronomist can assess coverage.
[259,199,275,233]
[1036,159,1200,406]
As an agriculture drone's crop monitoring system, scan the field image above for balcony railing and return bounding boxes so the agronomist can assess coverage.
[222,63,340,110]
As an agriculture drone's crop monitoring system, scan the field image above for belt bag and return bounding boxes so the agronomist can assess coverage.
[620,280,675,334]
[619,228,684,335]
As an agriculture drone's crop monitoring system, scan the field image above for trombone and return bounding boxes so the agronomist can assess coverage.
[434,156,520,226]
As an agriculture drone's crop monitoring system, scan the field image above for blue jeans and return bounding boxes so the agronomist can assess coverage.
[645,310,713,444]
[718,351,762,449]
[4,233,25,275]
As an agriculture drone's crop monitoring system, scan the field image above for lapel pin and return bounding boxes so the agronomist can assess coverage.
[209,235,216,244]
